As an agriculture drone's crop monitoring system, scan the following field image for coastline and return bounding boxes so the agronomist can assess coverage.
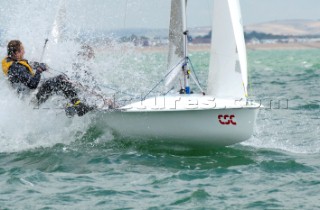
[246,41,320,50]
[96,41,320,53]
[188,41,320,51]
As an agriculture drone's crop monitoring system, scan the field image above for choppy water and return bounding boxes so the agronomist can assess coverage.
[0,48,319,209]
[0,1,320,208]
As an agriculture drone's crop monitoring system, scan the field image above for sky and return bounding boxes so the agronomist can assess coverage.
[1,0,320,31]
[68,0,320,29]
[241,0,320,25]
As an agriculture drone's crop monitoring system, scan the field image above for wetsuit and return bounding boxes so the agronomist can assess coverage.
[2,57,41,91]
[2,57,93,116]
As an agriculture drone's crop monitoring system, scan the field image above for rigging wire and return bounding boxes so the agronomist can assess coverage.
[142,56,206,100]
[142,58,185,100]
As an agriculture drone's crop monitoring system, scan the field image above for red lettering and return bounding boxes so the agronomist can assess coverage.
[218,114,237,125]
[229,115,237,125]
[218,115,225,124]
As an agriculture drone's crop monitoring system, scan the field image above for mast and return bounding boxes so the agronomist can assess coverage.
[181,0,190,94]
[165,0,204,95]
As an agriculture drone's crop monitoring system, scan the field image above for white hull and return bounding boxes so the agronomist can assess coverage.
[95,0,255,147]
[98,95,259,146]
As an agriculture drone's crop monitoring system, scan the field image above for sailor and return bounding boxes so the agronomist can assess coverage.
[72,44,114,109]
[72,44,99,89]
[1,40,94,116]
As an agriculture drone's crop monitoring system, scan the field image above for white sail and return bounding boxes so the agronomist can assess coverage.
[164,0,187,89]
[207,0,248,98]
[51,0,67,44]
[98,0,258,146]
[229,0,248,96]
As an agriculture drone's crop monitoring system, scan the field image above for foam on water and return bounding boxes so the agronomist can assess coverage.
[1,2,320,208]
[0,0,113,152]
[0,77,94,153]
[0,0,170,153]
[243,50,320,154]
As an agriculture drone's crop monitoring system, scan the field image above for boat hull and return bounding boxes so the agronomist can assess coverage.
[98,106,258,146]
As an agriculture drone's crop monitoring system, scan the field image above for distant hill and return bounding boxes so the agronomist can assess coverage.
[187,19,320,38]
[245,20,320,36]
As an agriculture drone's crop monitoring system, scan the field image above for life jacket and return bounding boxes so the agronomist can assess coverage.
[2,57,35,76]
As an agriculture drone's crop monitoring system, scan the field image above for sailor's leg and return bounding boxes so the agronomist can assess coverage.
[36,74,94,116]
[54,75,78,101]
[53,75,95,115]
[36,78,57,104]
[36,75,77,104]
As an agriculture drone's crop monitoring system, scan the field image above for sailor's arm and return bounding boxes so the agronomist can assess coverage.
[23,70,42,89]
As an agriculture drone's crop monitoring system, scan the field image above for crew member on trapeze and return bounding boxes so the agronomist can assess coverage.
[1,40,94,116]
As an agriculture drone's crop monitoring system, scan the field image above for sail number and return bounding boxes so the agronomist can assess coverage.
[218,115,237,125]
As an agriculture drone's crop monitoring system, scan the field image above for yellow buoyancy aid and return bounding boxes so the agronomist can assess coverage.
[2,57,35,76]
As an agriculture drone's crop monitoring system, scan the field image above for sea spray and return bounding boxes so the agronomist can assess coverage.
[0,0,169,153]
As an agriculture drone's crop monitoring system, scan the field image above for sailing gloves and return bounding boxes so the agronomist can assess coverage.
[31,62,48,73]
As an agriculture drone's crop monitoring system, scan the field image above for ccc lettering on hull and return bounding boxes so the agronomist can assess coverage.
[218,114,237,125]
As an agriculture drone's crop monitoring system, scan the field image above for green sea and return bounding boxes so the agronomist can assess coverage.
[0,48,319,209]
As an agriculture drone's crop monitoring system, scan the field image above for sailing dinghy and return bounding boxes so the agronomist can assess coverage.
[99,0,259,146]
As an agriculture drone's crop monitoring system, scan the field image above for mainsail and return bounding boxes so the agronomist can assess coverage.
[164,0,187,89]
[207,0,248,98]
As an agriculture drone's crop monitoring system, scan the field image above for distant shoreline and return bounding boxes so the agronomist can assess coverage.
[140,41,320,52]
[189,42,320,51]
[97,41,320,53]
[246,41,320,50]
